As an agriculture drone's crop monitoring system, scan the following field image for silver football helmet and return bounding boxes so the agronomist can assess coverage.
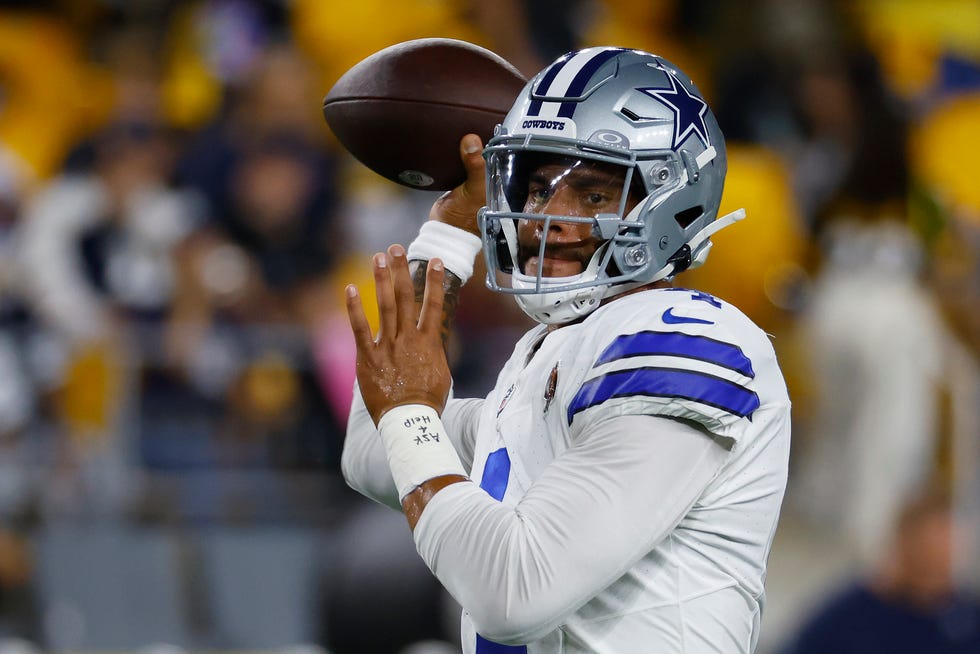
[479,47,745,324]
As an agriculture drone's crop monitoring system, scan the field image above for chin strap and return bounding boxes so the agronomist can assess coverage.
[690,207,747,252]
[648,207,747,282]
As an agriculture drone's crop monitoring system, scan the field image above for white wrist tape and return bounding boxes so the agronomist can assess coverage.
[376,404,467,500]
[406,221,483,284]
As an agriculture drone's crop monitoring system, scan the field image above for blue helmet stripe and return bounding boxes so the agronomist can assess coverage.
[595,331,755,377]
[567,367,760,423]
[526,53,570,117]
[557,48,624,118]
[535,53,571,95]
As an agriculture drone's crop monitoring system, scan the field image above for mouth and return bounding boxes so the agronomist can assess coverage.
[519,241,595,277]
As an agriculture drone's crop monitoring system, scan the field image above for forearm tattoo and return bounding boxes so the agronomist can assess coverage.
[410,260,463,350]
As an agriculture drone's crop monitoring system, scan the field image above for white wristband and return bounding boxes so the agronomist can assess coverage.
[376,404,467,500]
[406,221,483,284]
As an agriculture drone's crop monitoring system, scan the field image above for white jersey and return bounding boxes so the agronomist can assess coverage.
[344,287,791,653]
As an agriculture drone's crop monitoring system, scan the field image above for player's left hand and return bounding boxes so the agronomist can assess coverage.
[345,244,452,425]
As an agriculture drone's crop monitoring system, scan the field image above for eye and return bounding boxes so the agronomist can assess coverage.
[587,192,606,205]
[526,184,553,209]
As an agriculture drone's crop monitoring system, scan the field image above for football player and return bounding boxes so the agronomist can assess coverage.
[343,47,791,653]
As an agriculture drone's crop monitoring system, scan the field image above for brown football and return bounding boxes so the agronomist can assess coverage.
[322,38,526,191]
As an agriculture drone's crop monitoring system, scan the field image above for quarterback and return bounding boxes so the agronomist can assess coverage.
[343,47,791,653]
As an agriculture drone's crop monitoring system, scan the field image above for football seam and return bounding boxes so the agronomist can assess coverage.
[322,97,511,114]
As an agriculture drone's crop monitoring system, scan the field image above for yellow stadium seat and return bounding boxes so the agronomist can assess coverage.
[911,92,980,220]
[682,144,808,333]
[0,12,110,180]
[855,0,980,99]
[290,0,488,92]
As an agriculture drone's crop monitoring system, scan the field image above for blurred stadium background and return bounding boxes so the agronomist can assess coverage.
[0,0,977,652]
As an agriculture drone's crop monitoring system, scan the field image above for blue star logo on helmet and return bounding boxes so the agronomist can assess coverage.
[638,72,710,150]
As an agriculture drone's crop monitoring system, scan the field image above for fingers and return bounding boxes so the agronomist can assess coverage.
[362,245,441,346]
[345,284,374,351]
[387,244,415,328]
[417,259,445,334]
[373,251,396,340]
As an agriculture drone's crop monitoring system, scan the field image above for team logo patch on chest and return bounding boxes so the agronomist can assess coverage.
[543,362,559,413]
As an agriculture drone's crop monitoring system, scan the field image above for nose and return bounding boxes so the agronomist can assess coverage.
[530,216,576,242]
[519,212,590,246]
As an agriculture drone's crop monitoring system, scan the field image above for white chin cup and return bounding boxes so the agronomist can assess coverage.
[509,271,608,324]
[508,240,615,324]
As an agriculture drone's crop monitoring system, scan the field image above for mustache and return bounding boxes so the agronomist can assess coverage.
[518,239,597,263]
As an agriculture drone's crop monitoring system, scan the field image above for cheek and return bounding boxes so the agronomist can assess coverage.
[571,221,594,239]
[549,219,595,244]
[517,219,538,240]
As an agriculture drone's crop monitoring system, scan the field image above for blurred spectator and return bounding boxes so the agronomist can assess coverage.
[13,16,203,518]
[161,0,291,131]
[322,497,455,654]
[788,43,912,235]
[710,0,831,150]
[176,39,332,220]
[785,43,971,570]
[16,116,201,516]
[0,529,36,643]
[163,131,342,473]
[911,91,980,585]
[462,0,548,77]
[17,14,198,339]
[0,157,33,439]
[21,120,201,341]
[160,37,348,477]
[0,152,39,646]
[779,489,980,653]
[792,213,953,563]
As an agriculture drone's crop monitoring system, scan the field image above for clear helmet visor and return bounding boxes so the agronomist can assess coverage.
[481,148,663,295]
[481,145,681,295]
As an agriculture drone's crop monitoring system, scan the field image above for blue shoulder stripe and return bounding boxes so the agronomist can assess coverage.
[567,367,760,423]
[476,634,526,653]
[595,331,755,377]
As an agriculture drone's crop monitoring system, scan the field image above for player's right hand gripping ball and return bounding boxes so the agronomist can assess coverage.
[322,38,526,192]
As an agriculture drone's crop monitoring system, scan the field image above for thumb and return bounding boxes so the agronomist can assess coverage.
[428,134,486,235]
[460,133,486,197]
